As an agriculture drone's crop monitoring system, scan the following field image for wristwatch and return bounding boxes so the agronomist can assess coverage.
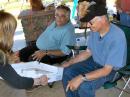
[81,74,89,81]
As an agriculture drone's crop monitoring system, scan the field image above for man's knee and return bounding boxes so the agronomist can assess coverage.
[78,82,95,97]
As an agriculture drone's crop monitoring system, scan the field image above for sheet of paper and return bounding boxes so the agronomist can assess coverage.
[0,61,64,83]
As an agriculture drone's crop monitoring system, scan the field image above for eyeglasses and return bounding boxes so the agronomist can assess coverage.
[55,13,67,19]
[88,21,93,25]
[88,17,102,26]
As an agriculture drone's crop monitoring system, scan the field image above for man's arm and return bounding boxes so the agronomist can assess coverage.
[66,65,113,91]
[84,65,113,81]
[45,50,65,56]
[62,49,92,67]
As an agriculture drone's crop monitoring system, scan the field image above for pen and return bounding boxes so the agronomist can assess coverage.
[38,60,40,64]
[66,86,69,92]
[37,58,41,64]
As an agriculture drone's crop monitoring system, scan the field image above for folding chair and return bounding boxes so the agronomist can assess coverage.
[66,45,87,57]
[103,22,130,97]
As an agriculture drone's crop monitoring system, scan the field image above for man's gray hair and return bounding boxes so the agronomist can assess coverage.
[56,5,71,18]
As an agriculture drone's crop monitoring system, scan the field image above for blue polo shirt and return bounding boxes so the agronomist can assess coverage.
[87,23,127,70]
[36,21,76,55]
[120,12,130,27]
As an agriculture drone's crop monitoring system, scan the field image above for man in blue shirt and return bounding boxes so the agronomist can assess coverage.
[62,0,127,97]
[115,0,130,27]
[18,5,76,64]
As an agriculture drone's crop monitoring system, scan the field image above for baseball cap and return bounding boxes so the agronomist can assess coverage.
[78,0,107,22]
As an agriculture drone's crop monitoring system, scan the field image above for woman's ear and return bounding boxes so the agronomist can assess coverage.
[0,50,8,66]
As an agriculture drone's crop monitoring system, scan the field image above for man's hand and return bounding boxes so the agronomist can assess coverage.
[66,75,83,92]
[32,50,46,61]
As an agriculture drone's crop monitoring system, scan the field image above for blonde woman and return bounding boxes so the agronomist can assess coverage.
[0,11,48,89]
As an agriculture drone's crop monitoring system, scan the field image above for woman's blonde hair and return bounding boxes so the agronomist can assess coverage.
[0,11,17,65]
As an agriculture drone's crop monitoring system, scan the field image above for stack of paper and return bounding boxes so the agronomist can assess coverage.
[2,61,64,83]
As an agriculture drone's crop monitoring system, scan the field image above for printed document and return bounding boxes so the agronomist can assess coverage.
[1,61,64,83]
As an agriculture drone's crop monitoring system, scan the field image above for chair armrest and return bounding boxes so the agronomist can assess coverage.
[66,45,87,50]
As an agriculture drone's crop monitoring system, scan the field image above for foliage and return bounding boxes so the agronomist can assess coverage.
[0,0,73,12]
